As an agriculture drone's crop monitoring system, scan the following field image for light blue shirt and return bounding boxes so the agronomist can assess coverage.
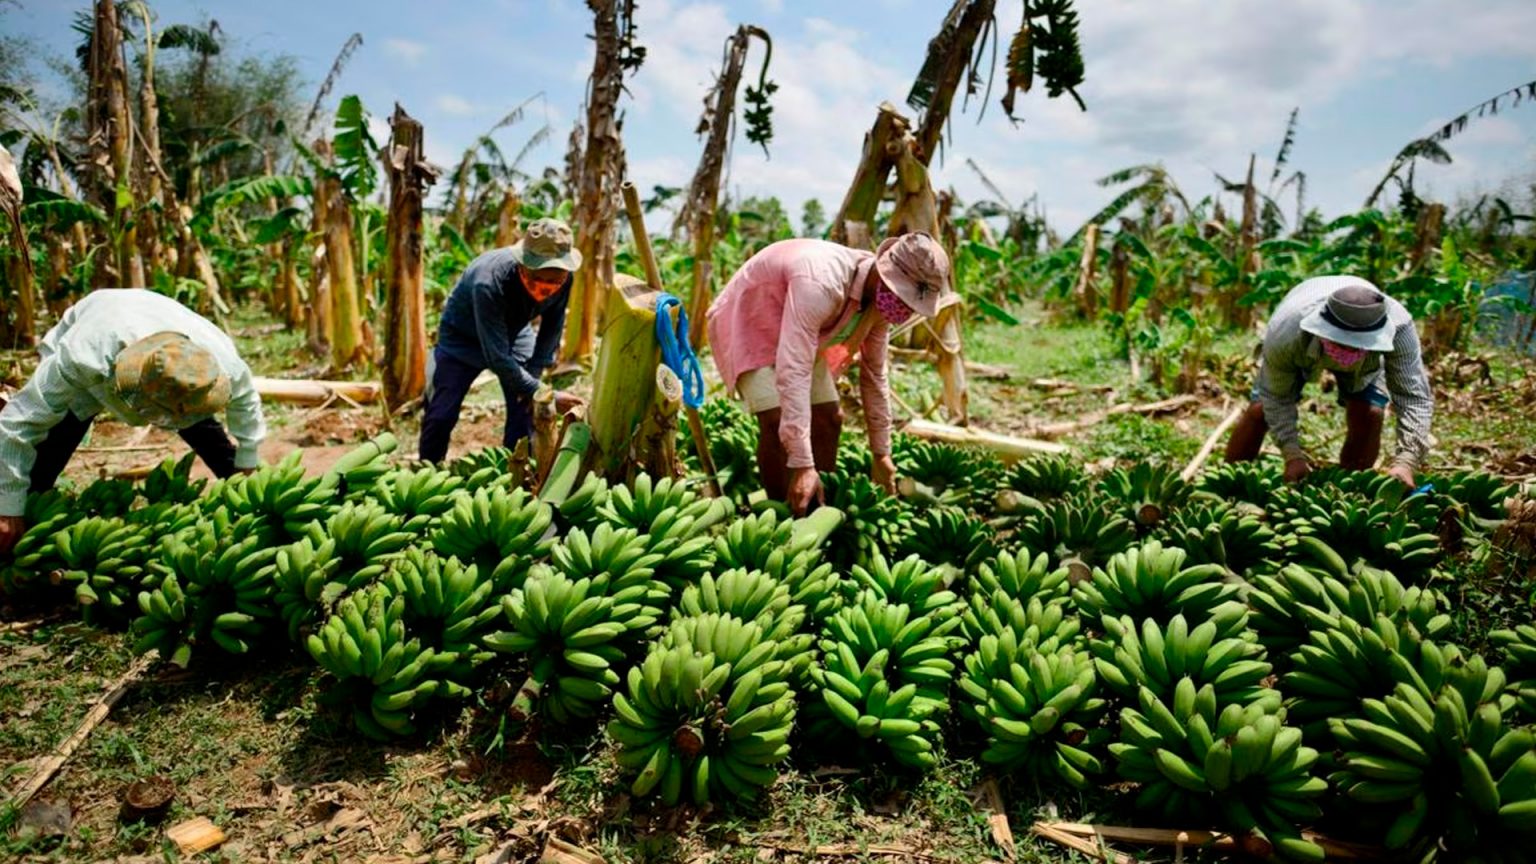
[0,290,265,515]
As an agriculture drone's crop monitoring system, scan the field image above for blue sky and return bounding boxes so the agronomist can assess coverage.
[9,0,1536,235]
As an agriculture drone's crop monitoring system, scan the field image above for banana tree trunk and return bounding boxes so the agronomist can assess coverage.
[561,0,626,366]
[830,103,908,246]
[495,188,522,247]
[87,0,141,288]
[306,168,332,357]
[137,16,165,284]
[322,176,364,372]
[584,274,671,481]
[4,222,36,348]
[1074,224,1100,319]
[911,0,996,163]
[1228,153,1258,329]
[382,105,436,411]
[677,25,759,351]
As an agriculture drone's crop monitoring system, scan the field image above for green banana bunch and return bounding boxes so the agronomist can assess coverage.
[306,501,414,577]
[818,471,913,570]
[74,476,140,518]
[131,570,193,667]
[211,451,334,544]
[893,508,997,579]
[609,615,797,805]
[448,445,518,489]
[388,548,499,682]
[549,524,669,621]
[483,568,633,723]
[133,511,279,663]
[270,502,414,641]
[802,594,954,769]
[1489,625,1536,720]
[1157,502,1280,577]
[970,547,1071,604]
[430,486,555,591]
[556,472,610,533]
[1428,469,1515,524]
[676,568,810,655]
[1247,562,1452,659]
[678,398,760,499]
[959,590,1081,654]
[1071,540,1242,628]
[1012,495,1137,578]
[1096,462,1193,532]
[850,552,961,616]
[974,644,1108,788]
[370,465,464,532]
[1196,460,1278,510]
[895,440,997,510]
[1327,649,1536,858]
[49,516,149,626]
[994,453,1085,520]
[0,491,75,591]
[1111,683,1324,863]
[712,509,845,624]
[125,500,201,537]
[271,535,342,642]
[1281,613,1442,737]
[323,433,398,500]
[1283,498,1442,580]
[139,452,206,505]
[306,582,450,740]
[1090,612,1267,705]
[959,617,1077,724]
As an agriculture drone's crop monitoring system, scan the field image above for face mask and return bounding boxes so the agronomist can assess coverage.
[874,284,914,325]
[520,268,565,302]
[1321,339,1367,368]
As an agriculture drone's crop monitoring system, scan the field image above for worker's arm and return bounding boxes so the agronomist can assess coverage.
[1256,339,1306,464]
[471,274,541,398]
[222,361,267,470]
[1383,321,1434,471]
[774,276,842,470]
[0,354,79,518]
[857,317,893,457]
[525,282,571,383]
[858,316,898,493]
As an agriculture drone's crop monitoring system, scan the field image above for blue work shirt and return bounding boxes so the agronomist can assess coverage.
[435,248,572,398]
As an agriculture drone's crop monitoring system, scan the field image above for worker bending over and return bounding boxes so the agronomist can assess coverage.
[1224,276,1433,488]
[708,232,957,515]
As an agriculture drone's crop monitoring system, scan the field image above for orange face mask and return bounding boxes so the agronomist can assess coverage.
[520,268,566,302]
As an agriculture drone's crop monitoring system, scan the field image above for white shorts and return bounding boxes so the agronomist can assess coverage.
[736,361,839,414]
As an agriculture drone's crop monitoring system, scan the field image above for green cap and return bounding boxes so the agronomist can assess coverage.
[509,218,583,272]
[114,332,231,422]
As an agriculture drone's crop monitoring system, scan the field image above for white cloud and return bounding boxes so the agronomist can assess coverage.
[436,94,477,117]
[760,0,783,12]
[383,38,427,65]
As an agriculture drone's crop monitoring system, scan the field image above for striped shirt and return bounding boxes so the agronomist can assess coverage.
[1256,276,1434,469]
[0,290,265,516]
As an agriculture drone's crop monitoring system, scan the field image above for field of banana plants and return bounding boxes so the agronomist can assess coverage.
[2,399,1536,863]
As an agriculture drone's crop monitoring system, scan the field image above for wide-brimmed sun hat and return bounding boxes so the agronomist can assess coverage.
[510,217,583,272]
[1300,281,1396,352]
[874,232,957,319]
[114,332,231,420]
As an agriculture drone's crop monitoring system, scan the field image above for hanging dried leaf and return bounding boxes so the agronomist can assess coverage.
[1000,8,1033,120]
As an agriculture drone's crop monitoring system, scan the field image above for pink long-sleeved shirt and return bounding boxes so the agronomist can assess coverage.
[706,239,892,469]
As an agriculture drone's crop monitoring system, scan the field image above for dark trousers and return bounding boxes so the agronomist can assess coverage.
[418,339,536,463]
[28,413,240,494]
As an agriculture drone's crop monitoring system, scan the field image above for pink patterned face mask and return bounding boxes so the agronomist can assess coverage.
[874,285,914,325]
[1321,339,1367,368]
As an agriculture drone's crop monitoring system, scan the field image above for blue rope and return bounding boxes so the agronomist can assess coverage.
[656,293,705,409]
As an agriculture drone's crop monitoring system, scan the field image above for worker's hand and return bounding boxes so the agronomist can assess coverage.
[237,467,258,476]
[554,390,585,414]
[786,467,824,517]
[870,454,898,495]
[1384,462,1416,490]
[1283,456,1312,484]
[0,516,25,557]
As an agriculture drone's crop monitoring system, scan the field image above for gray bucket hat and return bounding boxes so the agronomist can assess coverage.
[1300,282,1395,352]
[510,218,583,272]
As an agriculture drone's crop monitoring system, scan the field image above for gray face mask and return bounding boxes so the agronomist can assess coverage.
[121,391,179,428]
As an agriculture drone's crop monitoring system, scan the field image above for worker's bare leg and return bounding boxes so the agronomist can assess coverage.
[1339,400,1384,470]
[1223,402,1268,463]
[756,408,789,501]
[810,401,842,473]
